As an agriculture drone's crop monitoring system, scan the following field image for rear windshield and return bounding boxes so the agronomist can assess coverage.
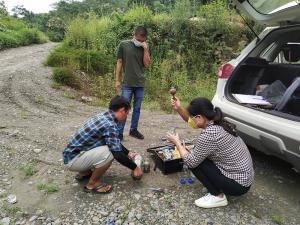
[248,0,297,14]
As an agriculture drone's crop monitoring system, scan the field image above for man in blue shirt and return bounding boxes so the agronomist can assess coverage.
[63,96,143,193]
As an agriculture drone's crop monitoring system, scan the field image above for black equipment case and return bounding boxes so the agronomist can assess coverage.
[146,140,194,174]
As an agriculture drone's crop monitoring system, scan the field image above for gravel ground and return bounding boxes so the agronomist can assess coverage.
[0,43,299,225]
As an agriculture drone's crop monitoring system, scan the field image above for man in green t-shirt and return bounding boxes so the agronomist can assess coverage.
[115,26,151,140]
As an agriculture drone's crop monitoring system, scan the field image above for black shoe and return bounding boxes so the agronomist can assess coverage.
[129,129,144,140]
[119,134,123,141]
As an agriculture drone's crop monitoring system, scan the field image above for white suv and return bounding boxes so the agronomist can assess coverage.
[212,0,300,171]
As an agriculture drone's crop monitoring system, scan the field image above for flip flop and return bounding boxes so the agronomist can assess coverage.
[93,183,113,194]
[75,174,91,182]
[83,183,113,194]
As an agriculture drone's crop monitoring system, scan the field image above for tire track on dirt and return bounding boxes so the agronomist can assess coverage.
[0,43,92,119]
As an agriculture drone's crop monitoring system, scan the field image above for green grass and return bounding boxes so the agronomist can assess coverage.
[53,67,80,89]
[20,110,29,119]
[63,90,76,99]
[0,16,48,50]
[271,215,285,225]
[34,96,44,104]
[1,204,22,216]
[37,182,60,193]
[20,162,38,177]
[0,191,7,198]
[45,2,247,112]
[51,82,62,90]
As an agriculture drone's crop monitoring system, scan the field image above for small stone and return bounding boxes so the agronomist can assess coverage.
[92,216,100,222]
[81,96,93,102]
[217,211,224,216]
[1,217,11,225]
[134,194,141,200]
[136,214,142,220]
[7,194,17,204]
[33,149,42,154]
[29,215,38,222]
[128,210,135,220]
[35,210,43,215]
[100,211,109,216]
[54,219,61,225]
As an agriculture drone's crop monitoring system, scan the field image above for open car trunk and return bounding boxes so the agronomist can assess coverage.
[227,57,300,119]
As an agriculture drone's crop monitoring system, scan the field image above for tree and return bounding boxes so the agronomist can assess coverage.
[12,5,35,25]
[0,0,8,16]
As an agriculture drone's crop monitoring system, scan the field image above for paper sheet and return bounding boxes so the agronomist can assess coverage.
[233,94,271,105]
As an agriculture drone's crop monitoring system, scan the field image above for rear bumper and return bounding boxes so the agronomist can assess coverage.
[213,93,300,170]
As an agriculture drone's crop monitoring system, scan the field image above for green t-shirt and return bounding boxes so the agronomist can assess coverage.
[117,40,145,87]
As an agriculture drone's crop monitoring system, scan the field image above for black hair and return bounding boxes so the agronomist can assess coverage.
[187,97,237,136]
[134,26,148,37]
[109,95,130,112]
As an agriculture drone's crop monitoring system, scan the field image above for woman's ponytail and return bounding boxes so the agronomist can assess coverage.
[213,107,237,137]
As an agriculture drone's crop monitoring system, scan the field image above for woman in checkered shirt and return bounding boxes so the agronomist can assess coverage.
[167,97,254,208]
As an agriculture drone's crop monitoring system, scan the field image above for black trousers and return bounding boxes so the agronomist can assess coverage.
[190,159,250,196]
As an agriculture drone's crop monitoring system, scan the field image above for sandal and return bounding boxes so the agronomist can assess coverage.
[84,183,113,194]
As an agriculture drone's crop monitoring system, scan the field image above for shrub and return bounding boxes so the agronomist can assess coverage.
[0,16,48,50]
[46,2,250,111]
[53,67,80,89]
[78,50,112,74]
[46,45,79,68]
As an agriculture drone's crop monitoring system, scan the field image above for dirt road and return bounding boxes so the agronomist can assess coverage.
[0,43,299,225]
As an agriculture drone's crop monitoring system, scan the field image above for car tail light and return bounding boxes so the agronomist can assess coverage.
[217,63,235,79]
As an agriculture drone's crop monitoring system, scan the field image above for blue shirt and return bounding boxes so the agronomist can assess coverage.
[63,110,121,164]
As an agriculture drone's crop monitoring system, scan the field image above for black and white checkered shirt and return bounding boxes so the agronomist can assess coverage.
[183,121,254,187]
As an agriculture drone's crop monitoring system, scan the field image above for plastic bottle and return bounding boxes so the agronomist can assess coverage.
[134,154,143,168]
[183,164,189,176]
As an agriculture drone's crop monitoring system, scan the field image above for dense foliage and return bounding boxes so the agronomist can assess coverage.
[0,1,48,50]
[46,0,253,110]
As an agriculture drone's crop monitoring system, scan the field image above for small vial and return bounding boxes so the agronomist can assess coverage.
[143,157,151,173]
[169,126,176,135]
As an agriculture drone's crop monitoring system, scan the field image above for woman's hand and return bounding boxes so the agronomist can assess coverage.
[166,132,181,145]
[171,96,181,111]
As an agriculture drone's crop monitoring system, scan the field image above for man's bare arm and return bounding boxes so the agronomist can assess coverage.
[115,59,123,93]
[142,43,151,69]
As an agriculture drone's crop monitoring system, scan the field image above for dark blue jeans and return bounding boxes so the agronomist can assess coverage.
[190,159,250,196]
[118,85,144,135]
